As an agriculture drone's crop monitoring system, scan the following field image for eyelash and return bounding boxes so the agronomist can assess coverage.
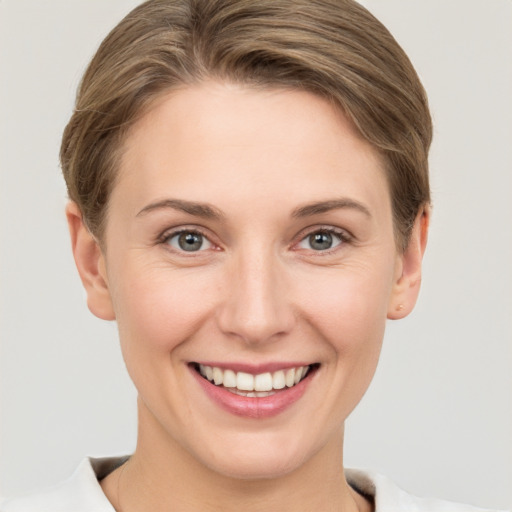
[158,227,216,254]
[157,226,352,255]
[294,226,352,254]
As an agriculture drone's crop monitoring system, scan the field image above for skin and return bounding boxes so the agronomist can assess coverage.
[67,82,428,512]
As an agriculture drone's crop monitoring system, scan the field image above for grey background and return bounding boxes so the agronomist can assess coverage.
[1,1,511,509]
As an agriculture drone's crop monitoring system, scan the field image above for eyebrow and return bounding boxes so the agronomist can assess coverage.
[291,198,371,218]
[136,197,371,221]
[136,199,225,220]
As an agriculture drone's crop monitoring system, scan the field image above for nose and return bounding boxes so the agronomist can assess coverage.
[216,247,296,345]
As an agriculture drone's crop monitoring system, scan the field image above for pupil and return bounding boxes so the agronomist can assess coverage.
[178,232,202,251]
[310,232,332,250]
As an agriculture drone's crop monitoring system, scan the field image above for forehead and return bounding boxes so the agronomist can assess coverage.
[114,82,390,219]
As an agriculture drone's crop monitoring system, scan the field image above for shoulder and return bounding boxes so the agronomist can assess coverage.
[345,468,509,512]
[0,457,127,512]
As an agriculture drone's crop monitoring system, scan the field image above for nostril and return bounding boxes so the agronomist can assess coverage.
[215,263,295,344]
[216,309,296,346]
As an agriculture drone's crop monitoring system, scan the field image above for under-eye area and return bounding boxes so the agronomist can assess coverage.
[190,363,320,397]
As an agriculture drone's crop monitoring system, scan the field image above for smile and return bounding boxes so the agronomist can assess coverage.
[191,362,319,418]
[196,364,312,397]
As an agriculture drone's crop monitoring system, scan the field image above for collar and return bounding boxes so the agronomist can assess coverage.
[1,456,499,512]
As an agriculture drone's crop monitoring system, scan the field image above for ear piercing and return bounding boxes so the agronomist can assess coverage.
[396,304,405,311]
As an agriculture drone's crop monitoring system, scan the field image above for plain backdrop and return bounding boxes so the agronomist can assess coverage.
[0,0,511,509]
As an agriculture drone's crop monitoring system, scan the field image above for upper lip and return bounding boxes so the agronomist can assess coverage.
[191,361,317,374]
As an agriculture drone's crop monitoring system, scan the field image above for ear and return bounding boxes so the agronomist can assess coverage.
[66,202,115,321]
[387,207,430,320]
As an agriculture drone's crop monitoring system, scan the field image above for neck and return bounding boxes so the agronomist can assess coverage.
[103,399,371,512]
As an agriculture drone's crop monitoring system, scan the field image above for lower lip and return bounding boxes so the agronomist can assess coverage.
[191,367,314,419]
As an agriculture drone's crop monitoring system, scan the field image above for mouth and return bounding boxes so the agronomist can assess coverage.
[192,363,317,397]
[190,362,319,418]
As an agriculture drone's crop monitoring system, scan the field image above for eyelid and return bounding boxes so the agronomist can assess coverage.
[156,224,352,254]
[293,225,352,252]
[157,225,220,253]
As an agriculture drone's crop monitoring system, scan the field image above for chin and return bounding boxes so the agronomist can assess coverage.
[191,429,321,481]
[205,451,304,481]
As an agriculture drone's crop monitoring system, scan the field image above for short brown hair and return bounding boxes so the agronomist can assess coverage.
[60,0,432,250]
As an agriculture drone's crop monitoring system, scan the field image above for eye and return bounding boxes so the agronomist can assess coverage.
[297,229,345,251]
[166,230,213,252]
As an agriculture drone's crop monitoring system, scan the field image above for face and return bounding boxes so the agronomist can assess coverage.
[70,82,424,479]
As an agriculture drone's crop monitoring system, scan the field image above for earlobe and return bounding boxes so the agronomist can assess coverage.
[66,202,115,321]
[387,207,430,320]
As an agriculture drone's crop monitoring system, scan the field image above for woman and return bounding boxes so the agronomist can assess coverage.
[1,1,508,511]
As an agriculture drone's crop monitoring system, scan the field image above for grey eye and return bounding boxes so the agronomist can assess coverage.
[309,232,333,250]
[168,231,212,252]
[298,230,343,251]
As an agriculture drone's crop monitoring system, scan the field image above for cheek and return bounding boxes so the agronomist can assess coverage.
[111,264,219,355]
[301,269,391,414]
[298,263,393,346]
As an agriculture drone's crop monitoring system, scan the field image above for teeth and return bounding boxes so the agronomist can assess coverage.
[197,364,312,393]
[237,372,254,391]
[254,372,273,391]
[272,370,286,390]
[285,368,295,387]
[224,369,237,388]
[213,367,223,385]
[228,389,276,397]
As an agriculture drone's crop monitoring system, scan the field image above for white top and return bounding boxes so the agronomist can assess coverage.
[0,457,507,512]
